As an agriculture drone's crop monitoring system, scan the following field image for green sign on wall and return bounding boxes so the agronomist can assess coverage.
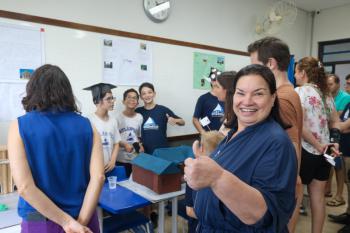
[193,52,225,90]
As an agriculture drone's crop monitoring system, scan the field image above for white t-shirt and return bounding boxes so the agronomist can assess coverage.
[295,84,335,155]
[117,112,143,163]
[89,113,121,165]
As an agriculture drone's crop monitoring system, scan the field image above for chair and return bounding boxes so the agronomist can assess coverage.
[105,166,127,181]
[103,166,153,233]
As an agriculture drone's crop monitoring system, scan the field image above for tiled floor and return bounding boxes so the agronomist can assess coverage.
[295,195,346,233]
[295,191,347,233]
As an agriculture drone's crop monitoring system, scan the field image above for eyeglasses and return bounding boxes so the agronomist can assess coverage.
[104,96,116,102]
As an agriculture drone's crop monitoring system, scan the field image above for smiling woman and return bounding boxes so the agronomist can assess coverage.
[232,64,287,132]
[234,74,276,131]
[184,64,297,233]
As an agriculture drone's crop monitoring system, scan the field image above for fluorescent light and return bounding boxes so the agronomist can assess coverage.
[149,1,170,15]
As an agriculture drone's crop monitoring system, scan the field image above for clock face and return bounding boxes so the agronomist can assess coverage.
[143,0,171,23]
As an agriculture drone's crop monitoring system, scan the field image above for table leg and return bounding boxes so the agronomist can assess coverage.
[158,201,165,233]
[97,207,103,233]
[171,197,178,233]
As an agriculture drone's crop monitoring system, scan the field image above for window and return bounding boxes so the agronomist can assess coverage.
[319,38,350,71]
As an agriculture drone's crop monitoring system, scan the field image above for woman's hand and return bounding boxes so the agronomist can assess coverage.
[192,140,206,157]
[184,140,224,190]
[326,143,340,157]
[63,218,92,233]
[315,143,327,154]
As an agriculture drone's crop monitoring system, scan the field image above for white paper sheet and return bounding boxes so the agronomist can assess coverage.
[0,82,26,121]
[102,37,153,86]
[0,22,44,121]
[0,22,45,82]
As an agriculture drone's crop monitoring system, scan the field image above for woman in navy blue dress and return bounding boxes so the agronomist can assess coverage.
[184,64,297,233]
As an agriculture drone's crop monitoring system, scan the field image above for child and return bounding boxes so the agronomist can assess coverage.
[136,82,185,227]
[200,131,225,155]
[117,88,144,178]
[185,131,224,232]
[136,82,185,154]
[84,83,121,173]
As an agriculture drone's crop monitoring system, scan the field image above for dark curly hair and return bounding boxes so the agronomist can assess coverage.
[22,64,79,112]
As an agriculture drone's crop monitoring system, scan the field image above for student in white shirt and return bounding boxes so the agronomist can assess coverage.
[84,83,121,173]
[117,88,144,177]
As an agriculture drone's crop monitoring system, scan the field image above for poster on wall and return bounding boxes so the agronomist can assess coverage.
[102,37,153,86]
[0,22,45,121]
[193,52,225,90]
[0,82,27,122]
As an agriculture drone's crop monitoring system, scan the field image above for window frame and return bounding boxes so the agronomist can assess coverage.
[319,38,350,68]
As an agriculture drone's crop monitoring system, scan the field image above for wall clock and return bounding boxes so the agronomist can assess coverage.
[143,0,171,23]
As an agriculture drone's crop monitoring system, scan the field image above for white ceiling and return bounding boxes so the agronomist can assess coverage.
[294,0,350,12]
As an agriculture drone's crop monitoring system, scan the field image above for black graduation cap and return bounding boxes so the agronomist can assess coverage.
[83,83,116,104]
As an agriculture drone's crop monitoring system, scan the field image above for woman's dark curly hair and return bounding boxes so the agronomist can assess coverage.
[22,64,79,112]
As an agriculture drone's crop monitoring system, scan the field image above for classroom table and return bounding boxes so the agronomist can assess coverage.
[98,182,151,232]
[99,183,151,214]
[0,192,21,230]
[118,179,186,233]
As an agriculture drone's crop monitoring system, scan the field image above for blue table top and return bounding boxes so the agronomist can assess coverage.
[98,183,151,214]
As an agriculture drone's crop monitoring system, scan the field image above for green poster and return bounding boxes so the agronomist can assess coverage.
[193,52,225,90]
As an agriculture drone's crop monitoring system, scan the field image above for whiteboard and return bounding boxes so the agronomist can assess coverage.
[0,22,45,121]
[0,17,250,144]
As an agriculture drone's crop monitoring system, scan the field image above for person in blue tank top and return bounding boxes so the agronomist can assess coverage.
[136,82,185,154]
[184,64,297,233]
[7,64,105,233]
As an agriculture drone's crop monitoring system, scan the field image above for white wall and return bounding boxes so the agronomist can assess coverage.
[0,0,311,57]
[311,4,350,56]
[0,0,311,144]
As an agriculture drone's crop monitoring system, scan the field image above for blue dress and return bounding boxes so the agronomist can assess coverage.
[193,118,297,233]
